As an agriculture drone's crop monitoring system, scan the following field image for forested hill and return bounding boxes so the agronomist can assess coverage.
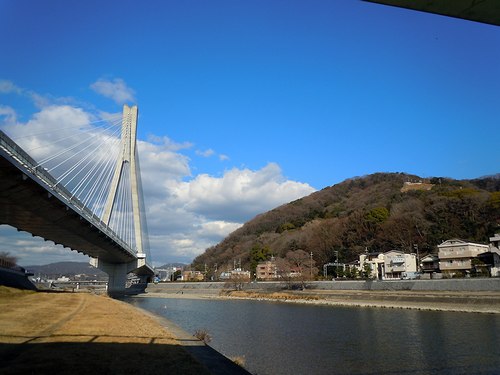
[192,173,500,273]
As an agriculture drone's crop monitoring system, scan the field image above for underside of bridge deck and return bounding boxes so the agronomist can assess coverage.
[0,155,136,265]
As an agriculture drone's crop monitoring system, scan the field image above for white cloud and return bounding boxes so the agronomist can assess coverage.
[169,163,315,222]
[139,161,314,266]
[0,225,89,266]
[90,78,136,104]
[0,89,316,266]
[0,79,80,110]
[0,105,17,125]
[146,134,193,151]
[0,80,23,94]
[197,221,242,241]
[1,105,92,162]
[29,91,52,109]
[196,148,215,157]
[219,154,229,161]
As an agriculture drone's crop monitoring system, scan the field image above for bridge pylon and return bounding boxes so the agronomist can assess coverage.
[91,104,151,293]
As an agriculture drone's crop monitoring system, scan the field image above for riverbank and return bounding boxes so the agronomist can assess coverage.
[0,286,248,374]
[144,283,500,314]
[220,289,500,313]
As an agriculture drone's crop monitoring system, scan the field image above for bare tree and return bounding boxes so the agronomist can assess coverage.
[0,252,18,268]
[275,257,293,289]
[224,273,250,291]
[285,250,318,289]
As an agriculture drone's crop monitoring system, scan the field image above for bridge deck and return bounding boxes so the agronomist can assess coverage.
[0,130,149,267]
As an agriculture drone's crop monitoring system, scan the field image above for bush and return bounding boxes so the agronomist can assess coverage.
[193,329,212,344]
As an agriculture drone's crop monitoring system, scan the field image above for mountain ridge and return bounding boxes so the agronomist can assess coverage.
[192,172,500,274]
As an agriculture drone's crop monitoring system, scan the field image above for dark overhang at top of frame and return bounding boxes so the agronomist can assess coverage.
[364,0,500,26]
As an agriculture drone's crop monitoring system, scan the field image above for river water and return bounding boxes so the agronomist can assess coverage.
[126,297,500,375]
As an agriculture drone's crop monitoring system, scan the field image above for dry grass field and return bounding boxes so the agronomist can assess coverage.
[0,286,210,374]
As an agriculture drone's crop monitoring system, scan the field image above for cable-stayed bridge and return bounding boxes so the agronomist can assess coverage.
[0,105,154,293]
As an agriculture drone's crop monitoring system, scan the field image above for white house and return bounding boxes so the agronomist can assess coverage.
[383,250,417,279]
[358,251,417,280]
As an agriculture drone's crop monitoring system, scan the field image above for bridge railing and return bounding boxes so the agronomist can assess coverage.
[0,130,137,259]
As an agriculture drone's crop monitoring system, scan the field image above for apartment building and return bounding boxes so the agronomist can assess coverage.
[256,260,277,280]
[437,239,489,276]
[383,250,417,279]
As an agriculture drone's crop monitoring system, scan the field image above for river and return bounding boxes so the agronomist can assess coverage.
[126,297,500,375]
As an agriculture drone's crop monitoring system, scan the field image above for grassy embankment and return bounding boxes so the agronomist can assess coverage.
[0,286,211,374]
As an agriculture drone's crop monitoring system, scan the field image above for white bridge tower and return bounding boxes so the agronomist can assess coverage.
[91,105,150,293]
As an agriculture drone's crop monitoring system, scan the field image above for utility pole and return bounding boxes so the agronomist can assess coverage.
[310,252,313,279]
[413,244,420,272]
[335,251,339,278]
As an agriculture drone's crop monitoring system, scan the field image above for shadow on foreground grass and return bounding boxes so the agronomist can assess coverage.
[0,341,210,374]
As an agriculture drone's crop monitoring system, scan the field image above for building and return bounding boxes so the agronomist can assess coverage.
[490,233,500,249]
[479,234,500,277]
[358,252,385,280]
[358,250,417,280]
[383,250,417,279]
[256,259,277,280]
[437,239,489,277]
[420,254,440,278]
[156,266,182,282]
[182,270,204,282]
[219,268,251,281]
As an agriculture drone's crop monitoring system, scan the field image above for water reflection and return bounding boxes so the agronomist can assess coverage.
[126,297,500,375]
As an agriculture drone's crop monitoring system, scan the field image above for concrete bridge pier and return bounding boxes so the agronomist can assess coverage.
[90,258,144,295]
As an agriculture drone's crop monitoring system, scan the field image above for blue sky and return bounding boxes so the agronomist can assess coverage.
[1,0,499,266]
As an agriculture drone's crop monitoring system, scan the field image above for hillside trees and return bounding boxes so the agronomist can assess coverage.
[278,250,318,289]
[306,219,343,267]
[191,173,500,275]
[377,198,429,252]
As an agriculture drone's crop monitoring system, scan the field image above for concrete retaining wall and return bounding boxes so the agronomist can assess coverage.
[0,267,37,290]
[148,278,500,293]
[307,279,500,291]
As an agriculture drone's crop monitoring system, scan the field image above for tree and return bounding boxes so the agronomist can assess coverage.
[362,263,372,279]
[285,250,318,289]
[365,207,389,223]
[307,219,343,267]
[249,243,270,275]
[0,252,17,268]
[224,273,250,291]
[275,257,294,289]
[173,269,181,281]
